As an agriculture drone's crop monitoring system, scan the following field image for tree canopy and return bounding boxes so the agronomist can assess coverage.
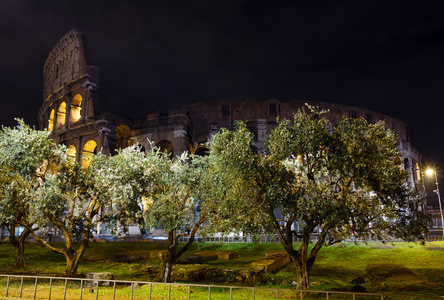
[0,119,63,267]
[0,120,119,275]
[205,108,428,290]
[108,145,208,282]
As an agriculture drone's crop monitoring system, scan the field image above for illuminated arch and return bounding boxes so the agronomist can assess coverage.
[115,124,134,149]
[416,162,421,182]
[82,140,97,167]
[65,145,76,161]
[56,102,66,129]
[48,109,55,131]
[70,94,82,123]
[156,140,174,157]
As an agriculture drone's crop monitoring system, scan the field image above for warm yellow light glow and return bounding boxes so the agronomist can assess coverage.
[115,124,133,149]
[156,140,174,157]
[426,168,435,177]
[48,109,55,131]
[66,145,76,161]
[141,196,153,212]
[70,94,82,123]
[82,140,97,167]
[416,163,421,182]
[56,102,66,129]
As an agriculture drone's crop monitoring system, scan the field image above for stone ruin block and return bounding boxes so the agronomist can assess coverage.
[85,272,114,286]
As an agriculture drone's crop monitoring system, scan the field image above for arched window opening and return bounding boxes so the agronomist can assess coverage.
[246,124,258,141]
[115,124,134,149]
[403,158,410,171]
[156,140,174,158]
[82,140,97,167]
[56,102,66,129]
[48,109,55,131]
[70,94,82,124]
[66,145,76,161]
[416,162,421,182]
[194,146,209,156]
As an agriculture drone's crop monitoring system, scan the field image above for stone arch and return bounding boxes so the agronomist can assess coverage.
[82,140,98,167]
[48,109,55,131]
[246,123,258,141]
[115,124,134,149]
[65,145,76,161]
[194,146,209,156]
[195,133,210,144]
[403,157,410,171]
[70,94,82,124]
[156,140,174,157]
[56,101,67,129]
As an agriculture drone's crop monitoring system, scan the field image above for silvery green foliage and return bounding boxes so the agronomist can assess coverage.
[106,144,204,235]
[29,152,113,239]
[0,119,65,226]
[205,109,428,289]
[0,119,119,242]
[207,109,428,244]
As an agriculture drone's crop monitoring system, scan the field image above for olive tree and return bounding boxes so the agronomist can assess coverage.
[0,120,63,267]
[206,108,428,290]
[28,153,113,276]
[0,119,118,275]
[108,145,208,282]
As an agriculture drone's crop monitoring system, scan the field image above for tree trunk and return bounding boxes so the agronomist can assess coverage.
[13,239,26,268]
[160,256,174,283]
[159,216,206,283]
[161,230,176,283]
[8,225,30,268]
[63,239,89,277]
[64,252,81,277]
[275,220,324,292]
[293,256,311,290]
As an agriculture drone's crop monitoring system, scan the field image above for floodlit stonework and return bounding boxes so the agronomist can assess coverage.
[38,30,422,186]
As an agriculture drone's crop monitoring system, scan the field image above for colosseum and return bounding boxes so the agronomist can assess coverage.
[38,30,423,189]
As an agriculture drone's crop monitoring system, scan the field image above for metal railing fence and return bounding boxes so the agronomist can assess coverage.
[0,274,442,300]
[0,233,438,245]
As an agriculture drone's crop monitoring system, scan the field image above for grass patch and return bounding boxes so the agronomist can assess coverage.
[0,241,443,296]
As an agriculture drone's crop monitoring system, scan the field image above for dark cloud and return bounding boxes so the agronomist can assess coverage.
[0,0,443,170]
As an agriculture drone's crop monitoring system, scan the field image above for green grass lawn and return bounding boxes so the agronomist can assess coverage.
[0,240,443,296]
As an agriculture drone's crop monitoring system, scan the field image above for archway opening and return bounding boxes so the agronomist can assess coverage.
[156,140,174,157]
[82,140,97,167]
[66,145,76,161]
[115,124,134,149]
[48,109,55,131]
[70,94,82,124]
[194,146,209,156]
[56,102,66,129]
[403,158,410,171]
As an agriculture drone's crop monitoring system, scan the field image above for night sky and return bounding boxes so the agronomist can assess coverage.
[1,1,443,173]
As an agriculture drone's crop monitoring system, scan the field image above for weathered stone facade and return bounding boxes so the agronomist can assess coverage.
[39,30,422,186]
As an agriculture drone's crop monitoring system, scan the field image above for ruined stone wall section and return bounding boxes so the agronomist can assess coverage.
[183,99,421,186]
[131,114,191,157]
[43,30,88,101]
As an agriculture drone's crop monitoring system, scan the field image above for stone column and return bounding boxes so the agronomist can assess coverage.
[98,128,111,155]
